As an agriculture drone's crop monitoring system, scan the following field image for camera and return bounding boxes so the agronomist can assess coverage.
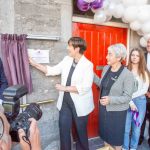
[2,85,42,142]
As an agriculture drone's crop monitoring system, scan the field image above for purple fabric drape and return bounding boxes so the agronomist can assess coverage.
[0,34,33,93]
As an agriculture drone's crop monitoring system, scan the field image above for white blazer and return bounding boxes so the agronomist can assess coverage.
[46,55,94,117]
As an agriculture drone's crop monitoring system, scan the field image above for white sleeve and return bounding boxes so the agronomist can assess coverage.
[45,56,67,76]
[0,99,3,105]
[76,64,94,95]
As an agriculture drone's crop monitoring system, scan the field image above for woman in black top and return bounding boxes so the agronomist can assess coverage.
[94,44,135,150]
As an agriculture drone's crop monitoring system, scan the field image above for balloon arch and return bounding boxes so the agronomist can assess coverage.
[77,0,150,47]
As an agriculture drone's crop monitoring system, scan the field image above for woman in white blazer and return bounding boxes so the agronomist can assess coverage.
[29,37,94,150]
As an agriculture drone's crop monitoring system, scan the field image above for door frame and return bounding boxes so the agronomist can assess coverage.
[72,16,130,64]
[72,17,130,139]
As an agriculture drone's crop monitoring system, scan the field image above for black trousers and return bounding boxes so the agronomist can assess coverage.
[140,99,150,141]
[59,97,89,150]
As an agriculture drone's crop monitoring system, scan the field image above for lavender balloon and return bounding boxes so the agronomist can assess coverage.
[77,0,104,12]
[91,0,104,9]
[77,0,90,11]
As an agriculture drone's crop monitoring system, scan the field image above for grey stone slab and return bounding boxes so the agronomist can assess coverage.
[137,140,149,150]
[73,138,150,150]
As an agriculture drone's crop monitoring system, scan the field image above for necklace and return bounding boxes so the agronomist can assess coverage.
[72,59,78,67]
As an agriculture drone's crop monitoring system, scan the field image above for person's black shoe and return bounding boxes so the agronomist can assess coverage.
[138,137,144,145]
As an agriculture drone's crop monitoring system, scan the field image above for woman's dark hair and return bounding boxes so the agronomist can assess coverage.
[68,37,87,54]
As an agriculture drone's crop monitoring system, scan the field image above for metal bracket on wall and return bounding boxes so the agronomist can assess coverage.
[27,34,60,40]
[20,99,55,108]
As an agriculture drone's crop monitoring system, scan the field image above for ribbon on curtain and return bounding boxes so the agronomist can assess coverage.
[0,34,33,93]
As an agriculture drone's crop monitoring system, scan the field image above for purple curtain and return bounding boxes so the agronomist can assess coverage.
[1,34,33,93]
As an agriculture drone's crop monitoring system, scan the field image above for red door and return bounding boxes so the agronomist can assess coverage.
[72,22,128,138]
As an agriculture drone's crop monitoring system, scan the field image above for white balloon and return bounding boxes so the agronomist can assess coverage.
[122,0,136,6]
[144,34,150,41]
[91,8,100,14]
[112,0,122,3]
[136,0,148,5]
[113,4,125,18]
[106,14,112,22]
[102,9,112,22]
[130,21,141,31]
[123,0,148,6]
[137,6,150,23]
[122,17,129,23]
[94,11,107,24]
[137,30,144,36]
[123,6,138,23]
[99,8,112,22]
[105,8,112,17]
[107,2,116,16]
[102,0,110,9]
[140,37,147,47]
[141,21,150,34]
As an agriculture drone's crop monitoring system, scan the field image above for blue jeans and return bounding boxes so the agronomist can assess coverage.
[123,95,146,150]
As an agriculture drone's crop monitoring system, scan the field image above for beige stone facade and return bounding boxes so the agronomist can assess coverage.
[0,1,145,149]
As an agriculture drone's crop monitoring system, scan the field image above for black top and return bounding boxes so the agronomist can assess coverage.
[100,65,124,98]
[65,60,77,86]
[63,60,77,105]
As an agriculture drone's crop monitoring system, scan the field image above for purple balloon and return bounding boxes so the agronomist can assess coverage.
[91,0,103,10]
[77,0,90,11]
[77,0,103,12]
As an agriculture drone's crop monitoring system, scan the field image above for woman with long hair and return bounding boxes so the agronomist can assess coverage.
[123,48,149,150]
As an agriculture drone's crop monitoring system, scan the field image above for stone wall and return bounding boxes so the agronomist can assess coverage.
[0,0,72,150]
[0,0,143,150]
